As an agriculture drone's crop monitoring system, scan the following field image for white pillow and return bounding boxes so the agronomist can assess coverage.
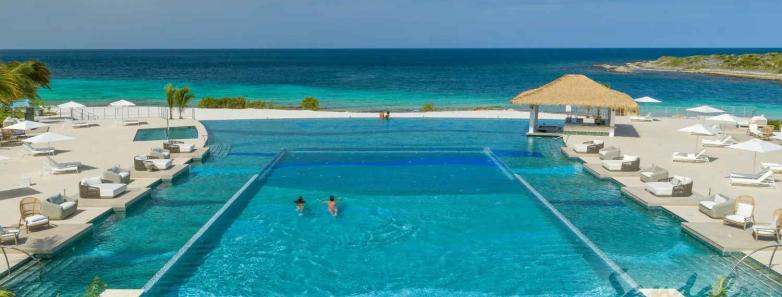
[736,203,753,218]
[713,194,728,204]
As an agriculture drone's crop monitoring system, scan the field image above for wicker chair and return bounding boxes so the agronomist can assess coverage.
[150,148,171,159]
[640,165,668,182]
[163,140,184,153]
[103,166,131,184]
[752,209,782,240]
[724,195,755,229]
[573,140,604,154]
[19,197,50,233]
[598,146,621,160]
[699,194,734,219]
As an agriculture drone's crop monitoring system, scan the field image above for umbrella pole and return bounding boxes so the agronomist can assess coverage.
[754,152,757,173]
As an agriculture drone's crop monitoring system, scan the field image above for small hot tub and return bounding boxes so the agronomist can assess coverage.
[133,126,198,141]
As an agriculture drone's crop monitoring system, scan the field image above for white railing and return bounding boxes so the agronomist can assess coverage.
[46,106,196,121]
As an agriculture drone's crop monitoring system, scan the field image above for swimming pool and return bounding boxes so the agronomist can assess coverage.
[5,118,782,296]
[133,126,198,141]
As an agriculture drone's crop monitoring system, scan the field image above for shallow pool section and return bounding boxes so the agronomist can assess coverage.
[148,149,624,296]
[133,126,198,141]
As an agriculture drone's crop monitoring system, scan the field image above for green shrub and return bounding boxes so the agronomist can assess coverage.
[421,103,435,112]
[300,97,320,110]
[197,96,248,109]
[247,100,269,109]
[768,119,781,129]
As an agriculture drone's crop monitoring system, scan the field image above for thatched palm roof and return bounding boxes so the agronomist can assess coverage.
[510,74,638,113]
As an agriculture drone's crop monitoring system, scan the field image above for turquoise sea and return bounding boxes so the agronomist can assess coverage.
[1,49,782,116]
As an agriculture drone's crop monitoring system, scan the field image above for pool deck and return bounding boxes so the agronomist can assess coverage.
[639,289,685,297]
[0,117,208,277]
[562,115,782,276]
[101,289,143,297]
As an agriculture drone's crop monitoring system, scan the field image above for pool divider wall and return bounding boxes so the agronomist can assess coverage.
[140,149,288,296]
[482,147,641,293]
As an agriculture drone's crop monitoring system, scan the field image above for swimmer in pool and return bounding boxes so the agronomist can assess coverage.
[294,196,306,215]
[322,195,338,217]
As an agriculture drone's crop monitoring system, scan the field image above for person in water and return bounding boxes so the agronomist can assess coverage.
[322,195,338,217]
[294,196,306,215]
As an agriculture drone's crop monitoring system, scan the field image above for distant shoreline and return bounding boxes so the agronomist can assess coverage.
[595,62,782,81]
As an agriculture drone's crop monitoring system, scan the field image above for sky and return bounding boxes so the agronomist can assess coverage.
[1,0,781,49]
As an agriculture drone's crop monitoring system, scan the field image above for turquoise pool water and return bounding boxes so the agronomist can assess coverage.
[133,126,198,141]
[6,118,782,296]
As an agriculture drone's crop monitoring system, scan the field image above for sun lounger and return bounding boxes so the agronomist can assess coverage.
[761,162,782,174]
[134,154,173,171]
[71,122,93,128]
[630,113,653,122]
[24,143,55,156]
[44,156,81,174]
[602,155,640,172]
[702,136,736,147]
[748,124,769,138]
[751,209,782,240]
[123,120,141,126]
[640,165,669,182]
[79,177,127,198]
[724,196,755,229]
[672,149,709,163]
[644,176,693,197]
[598,146,621,160]
[699,194,734,219]
[41,193,78,220]
[730,170,775,187]
[573,140,604,153]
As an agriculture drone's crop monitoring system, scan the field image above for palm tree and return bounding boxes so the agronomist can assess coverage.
[0,60,51,105]
[164,83,176,120]
[174,86,194,119]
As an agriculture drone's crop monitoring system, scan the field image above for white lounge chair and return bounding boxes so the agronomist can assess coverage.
[644,176,693,197]
[44,156,81,174]
[630,113,653,122]
[730,170,775,187]
[24,143,55,156]
[749,124,764,137]
[724,195,755,229]
[0,226,20,245]
[134,155,173,171]
[761,162,782,174]
[701,136,736,147]
[672,149,709,163]
[71,122,92,128]
[123,120,141,126]
[751,209,782,241]
[699,194,734,219]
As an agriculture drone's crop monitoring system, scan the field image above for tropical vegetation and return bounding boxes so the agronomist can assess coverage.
[300,97,320,110]
[198,96,274,109]
[421,103,435,112]
[0,60,51,105]
[164,83,195,119]
[654,52,782,73]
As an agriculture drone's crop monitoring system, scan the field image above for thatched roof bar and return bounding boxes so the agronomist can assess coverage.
[510,74,638,113]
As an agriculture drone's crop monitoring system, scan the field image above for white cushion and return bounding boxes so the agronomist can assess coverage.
[60,201,76,211]
[176,144,196,152]
[752,225,777,236]
[713,194,728,204]
[573,144,588,153]
[725,214,748,225]
[148,159,173,169]
[623,155,638,161]
[645,182,673,195]
[25,214,49,226]
[700,201,716,209]
[82,177,103,186]
[736,203,753,218]
[96,183,127,197]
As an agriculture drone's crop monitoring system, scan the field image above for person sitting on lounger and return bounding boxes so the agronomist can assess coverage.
[322,195,338,217]
[294,196,306,215]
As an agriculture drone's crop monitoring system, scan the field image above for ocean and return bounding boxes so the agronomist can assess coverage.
[2,48,782,116]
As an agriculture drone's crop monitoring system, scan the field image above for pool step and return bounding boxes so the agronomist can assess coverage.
[207,143,232,160]
[639,289,684,297]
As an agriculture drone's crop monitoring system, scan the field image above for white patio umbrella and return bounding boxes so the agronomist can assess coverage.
[109,100,135,107]
[58,101,86,119]
[57,101,85,109]
[706,114,739,134]
[678,124,717,150]
[634,96,662,103]
[687,105,725,114]
[23,132,74,149]
[3,120,50,131]
[728,139,782,172]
